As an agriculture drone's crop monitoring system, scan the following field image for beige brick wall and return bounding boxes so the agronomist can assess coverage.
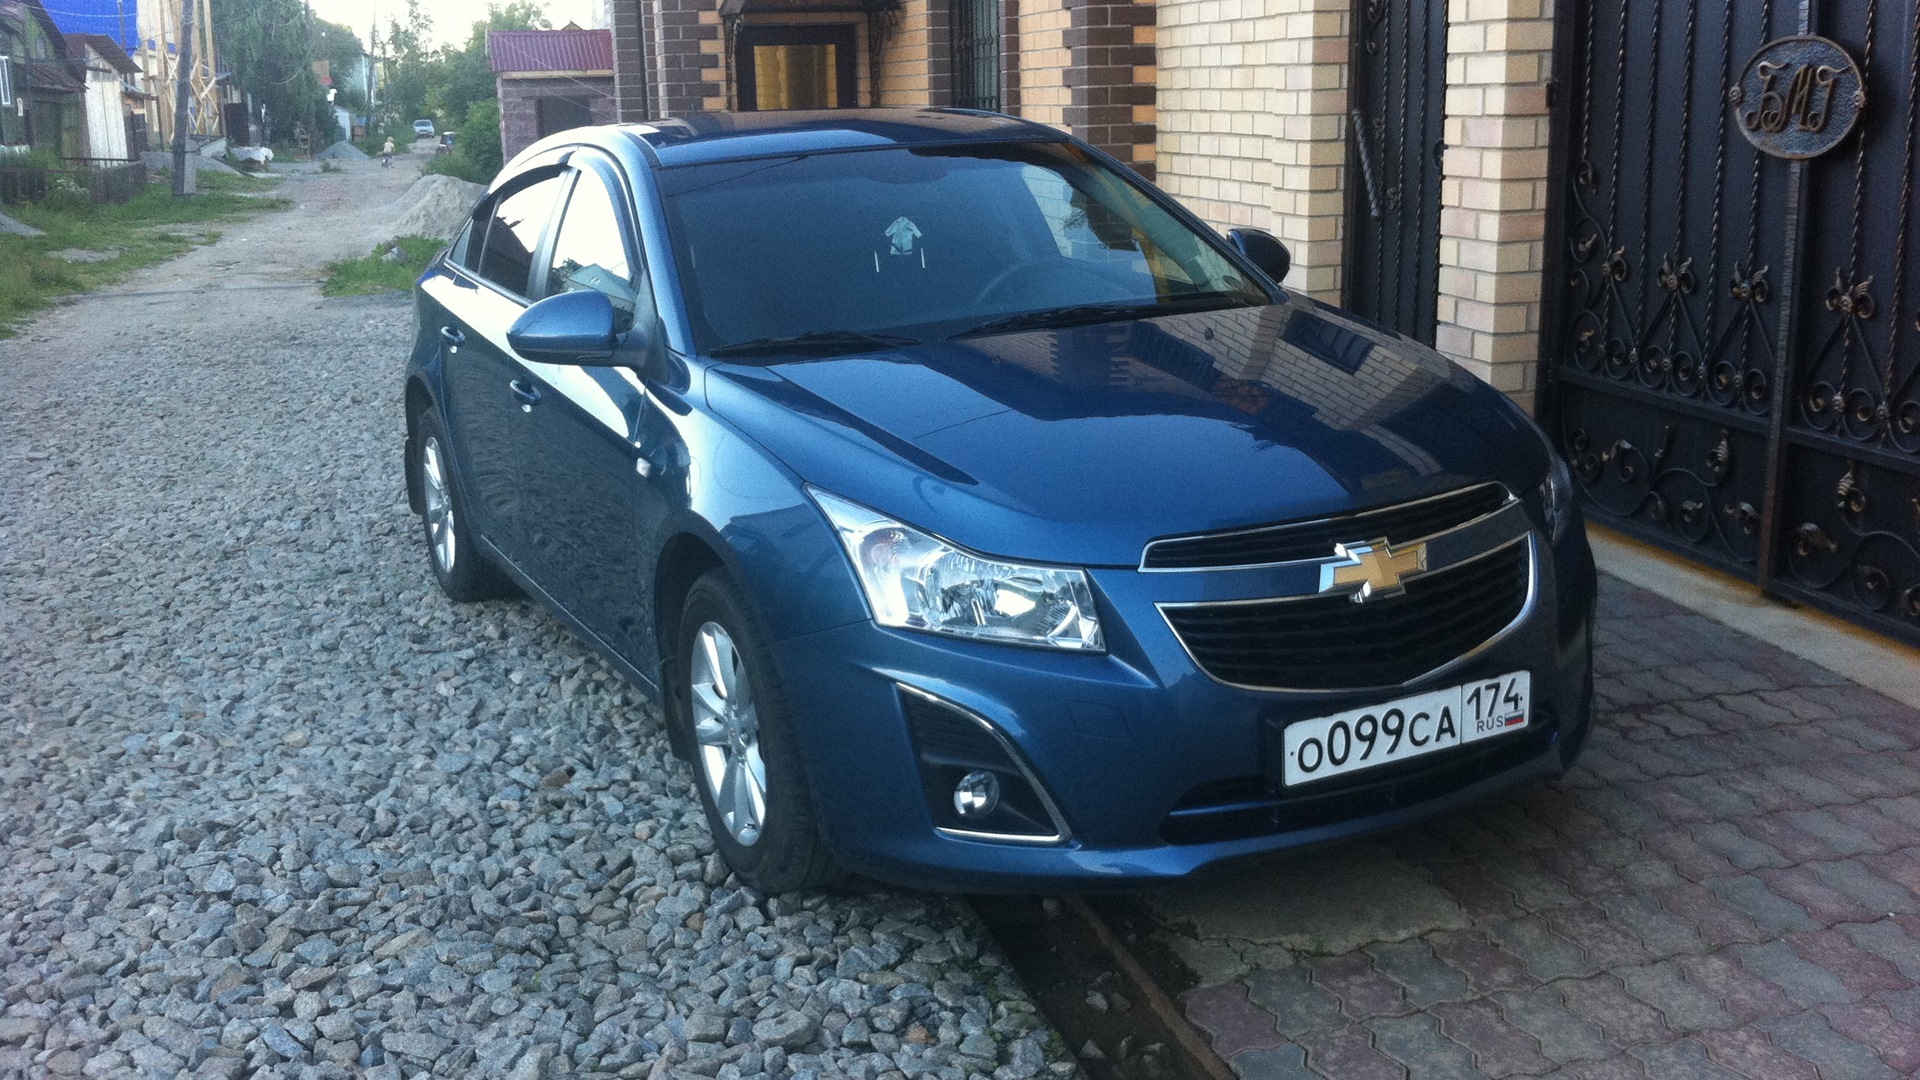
[1153,0,1349,301]
[877,2,935,105]
[1434,0,1554,406]
[1014,0,1071,128]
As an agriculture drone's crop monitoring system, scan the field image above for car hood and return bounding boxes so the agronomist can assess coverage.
[704,299,1550,567]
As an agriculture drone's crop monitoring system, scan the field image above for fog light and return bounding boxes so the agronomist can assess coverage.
[953,770,1001,818]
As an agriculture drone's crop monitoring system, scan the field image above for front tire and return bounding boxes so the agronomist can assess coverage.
[670,569,841,893]
[412,408,515,602]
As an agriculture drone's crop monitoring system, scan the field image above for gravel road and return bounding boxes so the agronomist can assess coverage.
[0,159,1066,1080]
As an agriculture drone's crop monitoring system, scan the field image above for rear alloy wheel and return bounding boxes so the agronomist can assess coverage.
[412,410,514,602]
[673,570,841,892]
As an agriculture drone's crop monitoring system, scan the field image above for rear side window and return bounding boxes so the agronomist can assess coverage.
[474,173,566,297]
[545,169,639,331]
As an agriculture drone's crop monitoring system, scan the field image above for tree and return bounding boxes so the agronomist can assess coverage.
[460,99,504,175]
[424,4,550,130]
[381,0,434,128]
[212,0,337,145]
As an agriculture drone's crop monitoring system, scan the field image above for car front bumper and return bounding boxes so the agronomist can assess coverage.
[769,520,1597,893]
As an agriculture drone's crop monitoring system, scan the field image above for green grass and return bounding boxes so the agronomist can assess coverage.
[0,171,290,338]
[321,236,444,296]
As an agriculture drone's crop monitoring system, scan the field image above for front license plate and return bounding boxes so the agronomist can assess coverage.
[1281,671,1531,787]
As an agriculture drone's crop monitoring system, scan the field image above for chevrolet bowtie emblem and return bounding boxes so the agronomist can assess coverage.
[1319,537,1428,602]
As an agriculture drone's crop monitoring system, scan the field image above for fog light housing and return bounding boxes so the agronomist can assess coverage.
[954,770,1001,818]
[899,685,1068,843]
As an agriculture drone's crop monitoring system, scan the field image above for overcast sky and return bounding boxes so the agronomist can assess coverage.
[306,0,604,50]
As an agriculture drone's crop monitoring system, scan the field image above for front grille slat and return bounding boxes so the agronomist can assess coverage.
[1143,483,1509,570]
[1164,541,1529,690]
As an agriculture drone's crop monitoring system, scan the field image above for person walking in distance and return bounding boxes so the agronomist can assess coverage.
[382,136,395,169]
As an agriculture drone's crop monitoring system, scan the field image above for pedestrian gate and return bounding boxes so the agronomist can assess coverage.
[1545,0,1920,645]
[1346,0,1448,344]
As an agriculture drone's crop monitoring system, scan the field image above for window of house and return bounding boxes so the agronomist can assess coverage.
[950,0,1002,111]
[472,172,566,296]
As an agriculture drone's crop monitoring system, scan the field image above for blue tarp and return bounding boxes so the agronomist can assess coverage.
[41,0,139,54]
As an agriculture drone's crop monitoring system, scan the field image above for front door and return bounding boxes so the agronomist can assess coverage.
[1544,0,1920,646]
[736,25,858,110]
[1343,0,1448,344]
[516,161,674,669]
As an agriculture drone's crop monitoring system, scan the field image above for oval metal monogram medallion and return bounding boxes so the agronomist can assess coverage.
[1728,35,1865,159]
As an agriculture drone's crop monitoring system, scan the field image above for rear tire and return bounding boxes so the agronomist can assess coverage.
[669,569,842,893]
[412,408,515,602]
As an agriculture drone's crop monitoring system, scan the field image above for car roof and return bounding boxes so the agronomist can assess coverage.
[611,108,1067,168]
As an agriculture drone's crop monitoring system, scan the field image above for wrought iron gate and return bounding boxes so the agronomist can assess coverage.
[1545,0,1920,645]
[1345,0,1447,344]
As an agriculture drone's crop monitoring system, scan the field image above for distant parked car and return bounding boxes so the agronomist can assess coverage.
[436,132,457,156]
[403,109,1597,894]
[413,119,436,138]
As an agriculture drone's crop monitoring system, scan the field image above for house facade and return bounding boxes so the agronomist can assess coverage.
[489,28,618,161]
[607,0,1920,646]
[0,0,88,156]
[69,33,142,159]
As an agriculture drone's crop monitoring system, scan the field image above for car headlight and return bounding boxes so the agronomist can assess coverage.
[810,488,1105,652]
[1539,447,1575,541]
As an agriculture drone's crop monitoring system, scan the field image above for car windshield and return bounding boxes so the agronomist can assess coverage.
[656,141,1269,355]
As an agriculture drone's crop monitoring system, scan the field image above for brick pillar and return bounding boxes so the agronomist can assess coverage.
[1153,0,1347,299]
[647,0,727,114]
[1066,0,1157,178]
[1263,0,1348,299]
[609,0,651,119]
[1434,0,1554,408]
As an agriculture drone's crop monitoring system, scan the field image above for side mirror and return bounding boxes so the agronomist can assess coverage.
[1227,228,1292,287]
[507,290,618,364]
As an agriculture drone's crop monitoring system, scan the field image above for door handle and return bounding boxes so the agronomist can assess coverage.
[439,325,465,351]
[1350,109,1383,221]
[509,378,542,411]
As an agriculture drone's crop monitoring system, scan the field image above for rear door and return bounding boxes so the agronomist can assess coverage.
[434,168,569,564]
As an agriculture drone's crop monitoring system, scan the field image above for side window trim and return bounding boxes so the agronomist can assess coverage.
[464,165,572,302]
[540,153,646,302]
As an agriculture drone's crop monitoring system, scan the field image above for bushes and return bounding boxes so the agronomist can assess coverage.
[421,100,503,186]
[38,177,90,213]
[421,152,492,184]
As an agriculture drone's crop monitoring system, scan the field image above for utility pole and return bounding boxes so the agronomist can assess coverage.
[169,0,196,195]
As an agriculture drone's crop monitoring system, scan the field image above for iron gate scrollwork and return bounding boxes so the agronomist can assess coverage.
[1545,0,1920,644]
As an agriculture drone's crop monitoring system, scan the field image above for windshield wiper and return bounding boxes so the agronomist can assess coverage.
[707,330,923,359]
[952,293,1253,339]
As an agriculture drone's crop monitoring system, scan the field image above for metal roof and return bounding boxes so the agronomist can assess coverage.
[70,33,139,76]
[486,29,614,75]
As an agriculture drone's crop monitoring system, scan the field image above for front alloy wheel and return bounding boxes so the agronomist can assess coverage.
[672,569,841,892]
[688,621,768,846]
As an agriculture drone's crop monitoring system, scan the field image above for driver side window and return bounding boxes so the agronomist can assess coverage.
[545,168,640,333]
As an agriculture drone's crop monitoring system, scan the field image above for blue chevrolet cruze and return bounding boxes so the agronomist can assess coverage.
[404,109,1596,893]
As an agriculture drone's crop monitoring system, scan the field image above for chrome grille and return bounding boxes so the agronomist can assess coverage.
[1142,483,1510,570]
[1161,539,1530,691]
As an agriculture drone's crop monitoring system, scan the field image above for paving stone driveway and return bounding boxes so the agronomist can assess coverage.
[1161,574,1920,1079]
